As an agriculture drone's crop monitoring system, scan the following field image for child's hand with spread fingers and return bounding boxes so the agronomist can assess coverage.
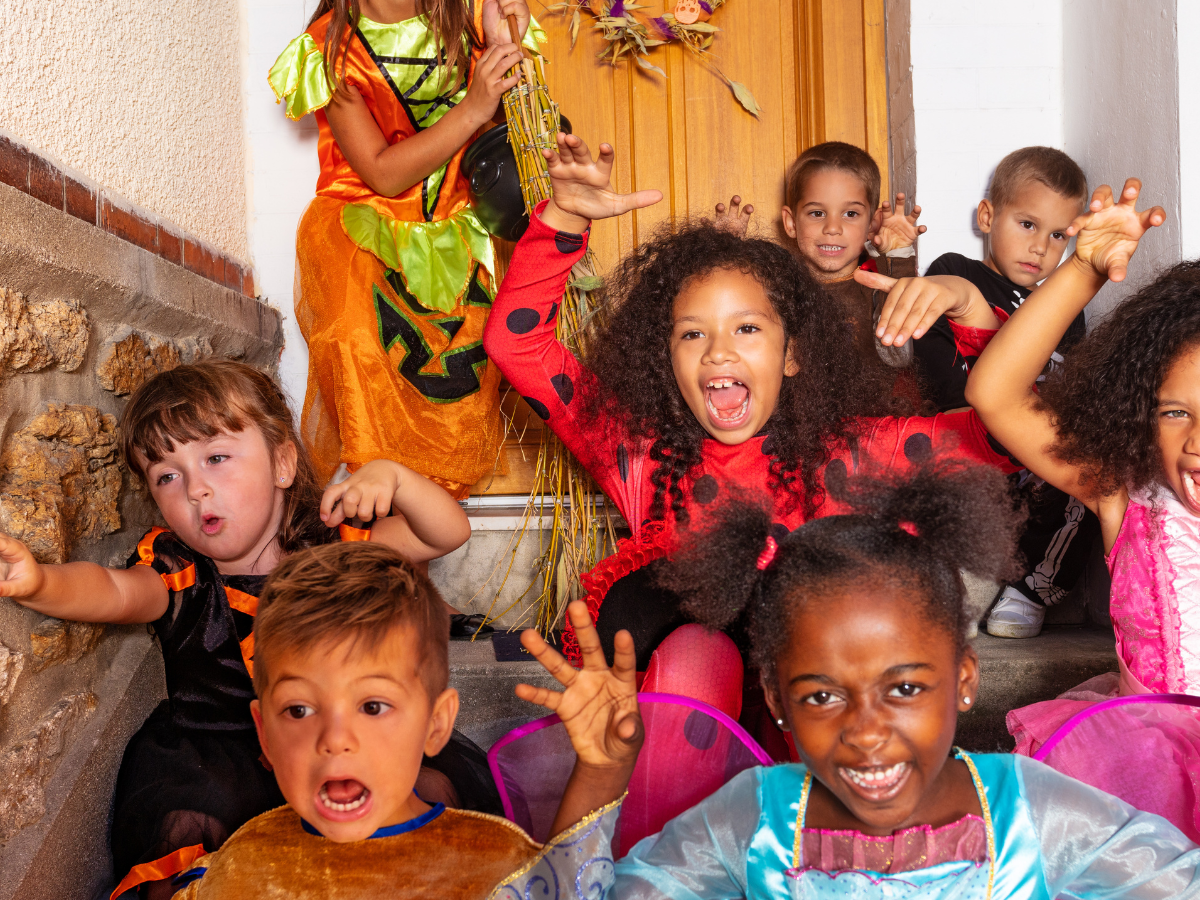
[870,191,926,254]
[517,600,644,837]
[1068,178,1166,285]
[540,133,662,233]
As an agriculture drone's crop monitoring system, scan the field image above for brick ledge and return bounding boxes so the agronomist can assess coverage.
[0,132,255,299]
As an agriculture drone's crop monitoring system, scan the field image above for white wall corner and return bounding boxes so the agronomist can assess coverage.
[1179,0,1200,260]
[1063,0,1182,320]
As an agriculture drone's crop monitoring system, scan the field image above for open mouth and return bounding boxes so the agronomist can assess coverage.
[1182,470,1200,512]
[838,761,911,802]
[200,514,223,536]
[704,378,751,429]
[817,243,847,256]
[318,779,372,821]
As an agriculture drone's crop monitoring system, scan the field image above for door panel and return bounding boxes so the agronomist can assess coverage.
[475,0,889,495]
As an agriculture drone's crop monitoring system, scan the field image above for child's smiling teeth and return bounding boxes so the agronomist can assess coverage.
[319,781,370,812]
[1183,470,1200,508]
[705,378,750,424]
[839,761,910,793]
[818,244,845,253]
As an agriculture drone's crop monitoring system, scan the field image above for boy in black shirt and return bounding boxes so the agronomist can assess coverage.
[913,146,1097,639]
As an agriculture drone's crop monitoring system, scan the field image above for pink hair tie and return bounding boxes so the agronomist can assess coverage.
[898,520,919,537]
[756,535,779,570]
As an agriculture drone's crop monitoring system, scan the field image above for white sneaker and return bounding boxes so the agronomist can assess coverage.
[986,586,1046,639]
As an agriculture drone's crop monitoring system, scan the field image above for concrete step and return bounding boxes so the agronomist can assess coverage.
[449,625,1119,754]
[959,626,1117,751]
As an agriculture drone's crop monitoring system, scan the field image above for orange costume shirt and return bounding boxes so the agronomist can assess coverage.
[269,4,540,495]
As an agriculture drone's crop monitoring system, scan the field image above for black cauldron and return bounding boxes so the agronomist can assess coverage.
[462,116,572,242]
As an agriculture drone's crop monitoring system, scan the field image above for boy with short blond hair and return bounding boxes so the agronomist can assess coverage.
[173,542,640,899]
[912,145,1097,639]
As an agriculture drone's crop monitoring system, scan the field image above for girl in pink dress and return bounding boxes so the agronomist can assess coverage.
[965,179,1200,754]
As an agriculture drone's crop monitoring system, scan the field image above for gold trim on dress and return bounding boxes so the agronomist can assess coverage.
[484,792,627,899]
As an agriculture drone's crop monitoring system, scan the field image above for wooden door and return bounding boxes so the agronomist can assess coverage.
[472,0,890,495]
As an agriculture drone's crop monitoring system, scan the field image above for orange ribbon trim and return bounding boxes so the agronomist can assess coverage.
[338,523,371,542]
[110,843,206,899]
[239,632,256,678]
[134,527,169,565]
[134,528,196,592]
[225,586,259,617]
[161,565,197,592]
[225,587,260,676]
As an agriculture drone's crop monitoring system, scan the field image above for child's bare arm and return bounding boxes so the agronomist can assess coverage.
[965,179,1166,506]
[857,270,999,347]
[325,43,523,198]
[538,133,662,233]
[516,601,643,839]
[320,460,471,562]
[0,533,169,623]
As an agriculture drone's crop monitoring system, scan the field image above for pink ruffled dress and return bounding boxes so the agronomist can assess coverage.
[1008,485,1200,754]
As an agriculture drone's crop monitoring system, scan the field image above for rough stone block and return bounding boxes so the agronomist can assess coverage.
[0,287,88,374]
[0,692,96,844]
[0,644,24,707]
[29,621,105,673]
[95,327,183,395]
[0,405,122,564]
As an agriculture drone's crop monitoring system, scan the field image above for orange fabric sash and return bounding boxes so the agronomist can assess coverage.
[110,843,206,899]
[135,527,197,591]
[338,523,371,541]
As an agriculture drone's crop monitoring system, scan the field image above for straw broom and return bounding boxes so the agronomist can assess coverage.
[480,15,616,637]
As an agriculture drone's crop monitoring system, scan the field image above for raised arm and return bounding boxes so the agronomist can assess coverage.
[483,133,661,509]
[320,460,471,562]
[964,179,1165,509]
[0,533,168,623]
[516,601,642,838]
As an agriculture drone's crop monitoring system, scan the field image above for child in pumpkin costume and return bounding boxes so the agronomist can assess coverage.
[173,544,641,899]
[268,0,541,498]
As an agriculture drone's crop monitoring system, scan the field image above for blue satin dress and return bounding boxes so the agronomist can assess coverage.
[497,751,1200,899]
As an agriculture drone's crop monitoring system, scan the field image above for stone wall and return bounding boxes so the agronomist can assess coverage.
[0,173,281,899]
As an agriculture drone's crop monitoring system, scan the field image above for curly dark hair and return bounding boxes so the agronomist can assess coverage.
[583,221,894,525]
[1038,259,1200,495]
[657,462,1025,683]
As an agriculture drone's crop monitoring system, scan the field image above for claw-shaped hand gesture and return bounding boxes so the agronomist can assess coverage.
[541,134,662,234]
[714,195,753,236]
[869,192,926,254]
[515,601,643,772]
[1069,178,1166,284]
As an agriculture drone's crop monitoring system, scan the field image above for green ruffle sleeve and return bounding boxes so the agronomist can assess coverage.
[268,33,333,121]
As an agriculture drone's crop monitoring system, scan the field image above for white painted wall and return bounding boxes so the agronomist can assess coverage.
[0,0,251,259]
[1179,1,1200,261]
[242,0,321,415]
[1062,0,1182,320]
[909,0,1064,271]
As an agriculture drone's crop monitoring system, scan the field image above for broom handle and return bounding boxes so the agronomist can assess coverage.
[506,13,522,45]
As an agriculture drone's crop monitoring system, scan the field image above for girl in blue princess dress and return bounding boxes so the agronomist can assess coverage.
[508,462,1200,899]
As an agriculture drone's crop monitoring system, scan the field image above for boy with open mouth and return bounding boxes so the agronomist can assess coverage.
[171,541,642,899]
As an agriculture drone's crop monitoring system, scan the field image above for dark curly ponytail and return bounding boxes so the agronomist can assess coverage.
[658,462,1025,682]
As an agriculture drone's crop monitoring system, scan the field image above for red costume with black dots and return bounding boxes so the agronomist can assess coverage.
[483,203,1019,661]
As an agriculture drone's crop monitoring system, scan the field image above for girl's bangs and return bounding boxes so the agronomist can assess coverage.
[129,396,254,467]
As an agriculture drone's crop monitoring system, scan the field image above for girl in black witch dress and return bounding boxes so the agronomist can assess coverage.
[0,360,493,899]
